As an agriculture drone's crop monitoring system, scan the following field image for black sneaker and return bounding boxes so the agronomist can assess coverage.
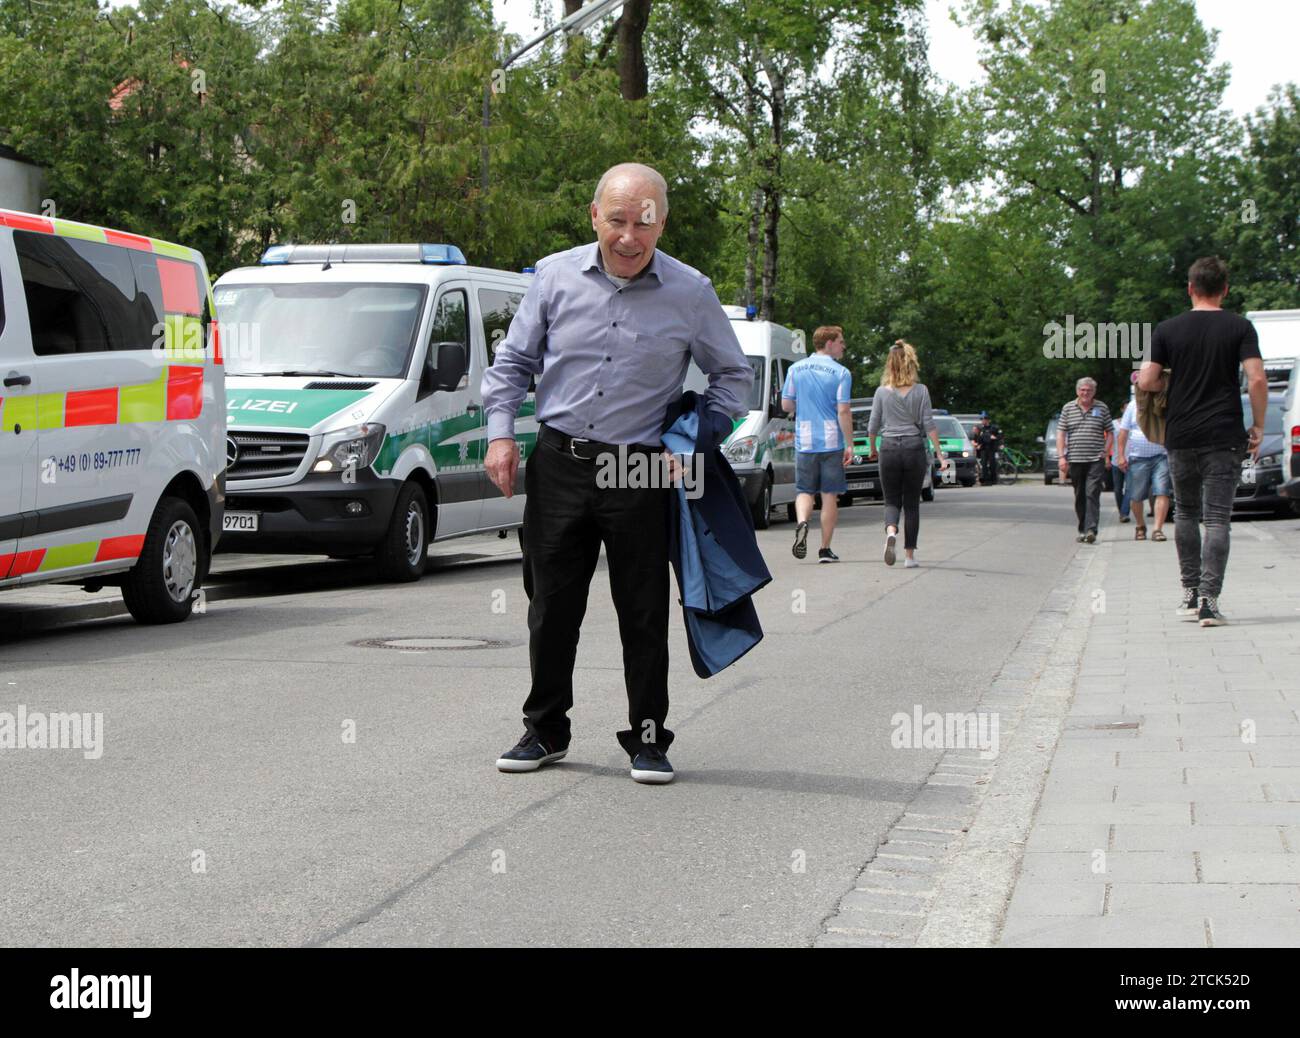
[630,745,674,784]
[1176,587,1199,618]
[1083,531,1096,543]
[818,548,840,563]
[792,521,809,560]
[1198,596,1227,627]
[496,731,567,773]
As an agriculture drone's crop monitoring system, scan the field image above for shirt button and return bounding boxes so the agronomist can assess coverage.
[587,424,594,430]
[605,356,611,362]
[612,321,618,327]
[598,391,604,396]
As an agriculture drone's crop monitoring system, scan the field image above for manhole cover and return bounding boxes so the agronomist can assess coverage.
[351,636,510,652]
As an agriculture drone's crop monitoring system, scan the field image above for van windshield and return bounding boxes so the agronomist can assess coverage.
[935,416,966,439]
[1242,397,1284,435]
[744,355,764,410]
[215,282,428,378]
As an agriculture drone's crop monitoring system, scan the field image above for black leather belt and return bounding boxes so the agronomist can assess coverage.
[539,423,661,461]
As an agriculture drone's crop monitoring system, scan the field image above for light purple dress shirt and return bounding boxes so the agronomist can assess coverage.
[481,242,752,446]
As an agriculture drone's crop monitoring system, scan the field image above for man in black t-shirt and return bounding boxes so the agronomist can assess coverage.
[1138,256,1267,627]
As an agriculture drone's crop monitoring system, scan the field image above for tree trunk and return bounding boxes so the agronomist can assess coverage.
[616,0,652,101]
[758,49,785,320]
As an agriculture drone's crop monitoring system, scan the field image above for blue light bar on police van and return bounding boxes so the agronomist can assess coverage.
[259,243,467,265]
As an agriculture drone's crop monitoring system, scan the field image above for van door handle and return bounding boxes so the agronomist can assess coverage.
[4,372,31,387]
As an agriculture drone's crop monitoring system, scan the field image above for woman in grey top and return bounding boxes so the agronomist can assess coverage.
[867,341,949,567]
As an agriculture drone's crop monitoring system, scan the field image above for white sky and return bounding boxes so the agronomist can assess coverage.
[495,0,1298,119]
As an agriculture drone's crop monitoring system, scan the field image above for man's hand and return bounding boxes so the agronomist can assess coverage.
[1247,424,1264,459]
[663,449,685,482]
[842,444,854,467]
[485,438,520,498]
[1116,454,1129,472]
[1058,457,1069,477]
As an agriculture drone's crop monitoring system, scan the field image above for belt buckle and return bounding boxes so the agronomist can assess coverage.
[568,436,592,459]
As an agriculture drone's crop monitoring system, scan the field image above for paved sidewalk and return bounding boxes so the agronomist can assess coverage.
[1000,514,1300,947]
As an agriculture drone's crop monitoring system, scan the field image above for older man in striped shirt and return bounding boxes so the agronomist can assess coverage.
[1056,377,1115,543]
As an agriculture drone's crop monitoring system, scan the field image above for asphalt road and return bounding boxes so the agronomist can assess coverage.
[3,480,1096,946]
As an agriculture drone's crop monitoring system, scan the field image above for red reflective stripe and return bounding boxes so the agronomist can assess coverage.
[158,257,202,315]
[0,211,54,234]
[0,553,12,580]
[165,365,204,420]
[103,228,152,251]
[7,549,46,576]
[64,386,120,427]
[211,322,223,365]
[94,535,146,562]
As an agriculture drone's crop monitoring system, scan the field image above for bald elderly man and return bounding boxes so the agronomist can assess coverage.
[482,162,752,784]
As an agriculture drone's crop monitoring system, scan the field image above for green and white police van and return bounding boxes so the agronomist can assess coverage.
[212,243,534,581]
[685,306,803,528]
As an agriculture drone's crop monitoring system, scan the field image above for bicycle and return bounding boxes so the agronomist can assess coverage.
[996,448,1020,484]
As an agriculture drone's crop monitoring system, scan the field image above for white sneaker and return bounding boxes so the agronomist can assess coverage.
[904,557,918,569]
[884,531,897,566]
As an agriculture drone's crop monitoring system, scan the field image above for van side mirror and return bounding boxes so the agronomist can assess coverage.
[1036,435,1045,444]
[422,342,467,394]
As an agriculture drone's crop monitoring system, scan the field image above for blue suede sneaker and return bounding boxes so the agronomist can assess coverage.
[496,731,567,773]
[630,746,675,784]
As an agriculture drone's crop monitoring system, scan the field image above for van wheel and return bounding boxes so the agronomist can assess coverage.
[377,481,429,582]
[922,485,935,502]
[751,475,772,530]
[786,503,797,523]
[122,496,203,624]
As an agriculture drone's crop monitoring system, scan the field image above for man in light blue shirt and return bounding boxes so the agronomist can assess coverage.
[780,326,853,562]
[482,162,752,784]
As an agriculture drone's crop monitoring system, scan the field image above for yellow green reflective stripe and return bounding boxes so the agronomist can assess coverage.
[151,238,193,260]
[164,314,205,360]
[118,367,168,423]
[52,219,108,243]
[35,392,64,429]
[1,394,38,433]
[39,542,99,571]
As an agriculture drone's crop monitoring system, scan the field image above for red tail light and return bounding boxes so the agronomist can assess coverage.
[1292,425,1300,453]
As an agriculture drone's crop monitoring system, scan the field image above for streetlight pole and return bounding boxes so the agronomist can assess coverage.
[480,1,628,210]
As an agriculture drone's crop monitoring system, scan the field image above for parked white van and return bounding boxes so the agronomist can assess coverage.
[0,208,224,623]
[212,243,534,580]
[684,306,802,527]
[1246,309,1300,480]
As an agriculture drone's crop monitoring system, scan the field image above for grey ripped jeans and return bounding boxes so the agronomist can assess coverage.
[1169,445,1243,598]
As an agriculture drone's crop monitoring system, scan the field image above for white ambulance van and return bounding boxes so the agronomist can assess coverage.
[684,306,802,528]
[212,243,535,580]
[0,208,224,623]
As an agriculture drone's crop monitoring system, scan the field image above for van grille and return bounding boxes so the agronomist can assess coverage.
[304,381,376,391]
[228,431,310,480]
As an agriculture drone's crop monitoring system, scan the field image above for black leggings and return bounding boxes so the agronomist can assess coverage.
[880,445,927,549]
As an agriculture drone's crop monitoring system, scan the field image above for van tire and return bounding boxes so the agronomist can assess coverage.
[377,481,429,582]
[751,475,772,530]
[922,485,935,502]
[122,496,204,625]
[786,503,797,523]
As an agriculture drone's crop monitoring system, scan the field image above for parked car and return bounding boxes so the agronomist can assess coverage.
[0,208,224,623]
[213,242,531,581]
[1235,391,1295,516]
[684,307,802,528]
[933,414,978,487]
[844,398,935,503]
[1042,414,1060,483]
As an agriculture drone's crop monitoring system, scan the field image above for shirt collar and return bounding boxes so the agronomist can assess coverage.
[582,241,663,283]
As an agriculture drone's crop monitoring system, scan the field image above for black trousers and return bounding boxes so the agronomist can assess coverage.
[1069,459,1106,534]
[978,449,998,484]
[520,429,672,759]
[879,443,927,550]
